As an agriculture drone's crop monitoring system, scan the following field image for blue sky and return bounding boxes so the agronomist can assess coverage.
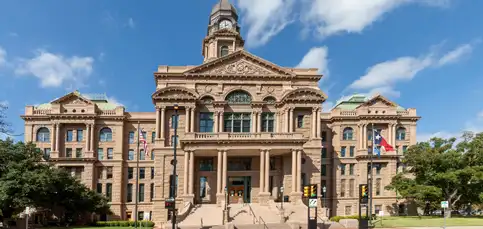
[0,0,482,141]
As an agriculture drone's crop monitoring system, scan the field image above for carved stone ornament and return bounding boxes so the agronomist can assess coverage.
[69,98,87,105]
[204,85,213,93]
[204,59,274,75]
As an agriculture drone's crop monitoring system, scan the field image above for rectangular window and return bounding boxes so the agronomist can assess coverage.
[97,167,103,179]
[106,167,113,179]
[43,148,51,160]
[171,115,179,129]
[66,130,73,142]
[128,149,134,161]
[139,184,145,202]
[171,135,178,146]
[349,146,355,157]
[98,148,104,160]
[402,145,408,153]
[321,164,327,176]
[261,112,275,132]
[139,167,145,179]
[151,132,156,143]
[151,167,155,179]
[107,148,113,159]
[138,211,144,221]
[66,148,72,158]
[140,150,145,160]
[340,179,346,197]
[106,183,112,202]
[75,148,82,158]
[223,113,251,133]
[142,131,147,141]
[96,183,102,193]
[376,164,382,175]
[151,150,155,160]
[129,131,135,144]
[349,179,355,197]
[340,164,346,175]
[150,183,154,201]
[199,158,214,171]
[128,167,133,179]
[321,131,327,142]
[199,112,214,133]
[345,206,352,216]
[349,164,354,175]
[127,184,133,202]
[375,205,382,214]
[297,115,304,128]
[77,129,83,142]
[340,147,346,157]
[321,148,327,158]
[376,178,382,196]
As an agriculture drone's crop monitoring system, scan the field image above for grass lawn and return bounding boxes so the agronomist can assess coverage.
[373,216,483,228]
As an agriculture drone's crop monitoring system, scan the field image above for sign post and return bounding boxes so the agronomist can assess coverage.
[441,201,449,229]
[304,184,318,229]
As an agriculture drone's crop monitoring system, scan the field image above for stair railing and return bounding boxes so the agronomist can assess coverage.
[247,204,258,224]
[258,216,268,229]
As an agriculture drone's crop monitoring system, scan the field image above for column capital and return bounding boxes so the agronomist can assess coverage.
[312,107,318,112]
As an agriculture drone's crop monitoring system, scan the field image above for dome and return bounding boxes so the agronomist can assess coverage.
[211,0,237,15]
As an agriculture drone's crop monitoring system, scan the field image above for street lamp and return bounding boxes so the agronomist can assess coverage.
[323,186,327,216]
[171,104,179,229]
[280,186,285,210]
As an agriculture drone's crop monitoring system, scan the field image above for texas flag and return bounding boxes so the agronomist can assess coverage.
[374,131,394,157]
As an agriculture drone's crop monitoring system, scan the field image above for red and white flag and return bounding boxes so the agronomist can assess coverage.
[139,129,148,156]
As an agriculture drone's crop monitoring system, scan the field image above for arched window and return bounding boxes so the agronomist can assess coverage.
[342,127,353,140]
[220,46,229,57]
[200,96,214,105]
[36,127,50,142]
[99,127,112,142]
[263,96,276,104]
[396,127,406,141]
[225,90,251,104]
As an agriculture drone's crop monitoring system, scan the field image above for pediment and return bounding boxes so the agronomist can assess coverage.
[281,88,327,103]
[184,50,295,77]
[51,91,93,105]
[152,87,198,101]
[356,95,396,108]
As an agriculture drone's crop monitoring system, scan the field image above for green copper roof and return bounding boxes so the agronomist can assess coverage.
[34,92,120,110]
[332,94,405,111]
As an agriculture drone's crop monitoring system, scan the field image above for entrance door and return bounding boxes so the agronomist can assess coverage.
[228,176,251,204]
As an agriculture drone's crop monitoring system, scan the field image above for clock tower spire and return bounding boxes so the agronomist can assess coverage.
[202,0,244,62]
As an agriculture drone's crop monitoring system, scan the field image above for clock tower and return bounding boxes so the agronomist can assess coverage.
[202,0,245,62]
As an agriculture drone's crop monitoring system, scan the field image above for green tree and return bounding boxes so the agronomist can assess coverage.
[0,102,10,134]
[386,133,483,217]
[0,139,111,225]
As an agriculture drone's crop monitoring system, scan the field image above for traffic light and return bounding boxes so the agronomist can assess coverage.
[303,186,309,197]
[165,199,175,210]
[310,185,317,198]
[359,184,369,204]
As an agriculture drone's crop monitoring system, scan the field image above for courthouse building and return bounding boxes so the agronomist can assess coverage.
[21,0,419,226]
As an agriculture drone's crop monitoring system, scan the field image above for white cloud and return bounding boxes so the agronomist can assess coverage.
[348,42,475,98]
[296,46,329,77]
[418,111,483,143]
[127,18,135,29]
[478,111,483,119]
[235,0,295,48]
[0,100,8,107]
[302,0,451,38]
[0,46,6,66]
[107,96,124,106]
[15,50,94,88]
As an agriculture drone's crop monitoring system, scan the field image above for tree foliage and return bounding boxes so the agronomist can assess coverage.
[386,132,483,217]
[0,139,111,224]
[0,102,10,134]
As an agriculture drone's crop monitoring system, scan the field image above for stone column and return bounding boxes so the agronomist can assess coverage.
[183,151,189,195]
[217,151,222,194]
[222,151,227,194]
[363,124,367,149]
[90,124,94,152]
[291,149,296,193]
[55,123,60,152]
[219,112,224,132]
[51,124,56,151]
[214,111,218,133]
[190,106,195,132]
[359,124,363,150]
[275,112,279,133]
[185,108,190,133]
[260,150,265,193]
[252,112,257,132]
[392,123,397,146]
[155,107,160,139]
[311,108,317,138]
[284,109,289,133]
[160,155,165,198]
[316,108,321,138]
[257,112,262,133]
[160,107,166,139]
[264,150,270,193]
[85,124,90,151]
[296,149,302,192]
[188,151,195,195]
[289,108,294,133]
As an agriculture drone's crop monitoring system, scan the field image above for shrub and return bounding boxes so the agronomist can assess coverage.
[329,215,371,222]
[94,220,155,227]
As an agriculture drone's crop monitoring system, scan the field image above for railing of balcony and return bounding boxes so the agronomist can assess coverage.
[184,132,304,140]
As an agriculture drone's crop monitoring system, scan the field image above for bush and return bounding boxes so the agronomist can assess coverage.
[329,215,372,222]
[94,220,155,227]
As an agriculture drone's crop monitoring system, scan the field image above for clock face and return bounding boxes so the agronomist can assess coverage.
[219,20,233,29]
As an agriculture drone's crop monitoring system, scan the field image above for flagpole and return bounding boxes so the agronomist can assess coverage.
[369,122,375,223]
[134,121,141,229]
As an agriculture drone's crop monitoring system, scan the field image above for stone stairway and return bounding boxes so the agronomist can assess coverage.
[229,203,283,227]
[178,204,224,228]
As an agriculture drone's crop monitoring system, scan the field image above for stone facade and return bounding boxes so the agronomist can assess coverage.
[21,0,419,227]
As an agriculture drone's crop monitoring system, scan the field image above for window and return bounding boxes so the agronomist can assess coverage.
[76,148,82,158]
[225,91,251,104]
[107,148,113,159]
[321,131,327,142]
[349,146,355,157]
[127,184,133,202]
[129,131,135,144]
[171,115,179,128]
[200,158,214,171]
[99,128,112,142]
[376,164,382,175]
[151,167,155,179]
[128,167,133,179]
[36,127,50,142]
[151,132,156,143]
[368,128,382,140]
[376,178,382,196]
[151,150,155,160]
[342,127,353,140]
[396,127,406,141]
[345,206,352,216]
[171,135,178,146]
[43,148,51,160]
[402,145,408,153]
[340,164,346,175]
[199,112,214,132]
[169,175,178,198]
[98,148,104,160]
[375,205,382,214]
[263,96,276,104]
[139,184,145,202]
[321,148,327,158]
[340,147,346,157]
[66,148,72,158]
[106,167,113,179]
[97,167,104,179]
[349,164,354,175]
[269,158,276,170]
[97,183,102,193]
[321,164,327,176]
[128,149,134,160]
[106,183,112,202]
[77,129,83,142]
[150,183,154,201]
[297,115,304,128]
[139,167,145,179]
[261,113,275,132]
[227,158,252,171]
[349,179,355,197]
[140,150,145,160]
[220,46,229,57]
[137,211,144,221]
[224,113,251,132]
[66,130,73,142]
[340,179,346,197]
[142,131,147,141]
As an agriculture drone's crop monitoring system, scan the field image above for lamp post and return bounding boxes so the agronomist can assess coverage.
[171,104,179,229]
[323,186,327,216]
[280,186,285,210]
